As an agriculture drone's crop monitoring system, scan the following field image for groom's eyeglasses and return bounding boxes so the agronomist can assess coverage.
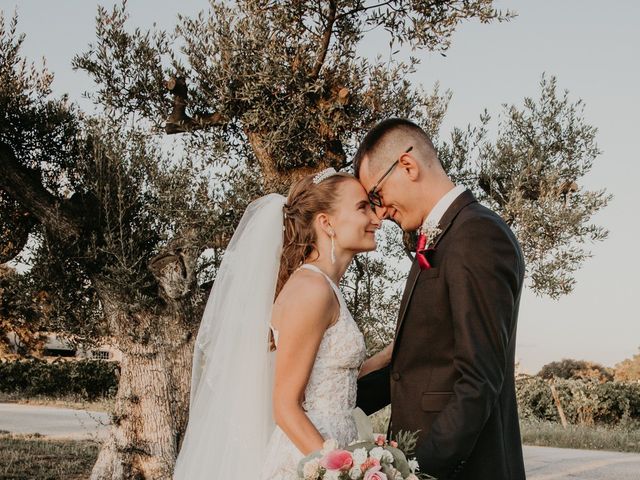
[367,146,413,208]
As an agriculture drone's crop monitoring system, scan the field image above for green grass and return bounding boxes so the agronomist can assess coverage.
[0,433,100,480]
[0,392,114,413]
[520,419,640,453]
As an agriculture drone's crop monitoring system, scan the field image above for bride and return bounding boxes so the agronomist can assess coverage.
[173,168,393,479]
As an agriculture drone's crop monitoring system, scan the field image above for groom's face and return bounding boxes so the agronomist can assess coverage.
[358,154,423,232]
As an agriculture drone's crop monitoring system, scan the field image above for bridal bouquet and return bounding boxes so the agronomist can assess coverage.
[298,434,428,480]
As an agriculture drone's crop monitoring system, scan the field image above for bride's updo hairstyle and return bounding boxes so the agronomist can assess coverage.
[276,171,353,298]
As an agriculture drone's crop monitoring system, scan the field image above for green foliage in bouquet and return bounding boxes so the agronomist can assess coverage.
[393,430,420,459]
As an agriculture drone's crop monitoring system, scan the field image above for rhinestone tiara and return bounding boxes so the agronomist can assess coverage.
[313,167,339,185]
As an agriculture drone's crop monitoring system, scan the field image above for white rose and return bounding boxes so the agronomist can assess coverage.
[324,469,341,480]
[322,438,339,454]
[352,448,368,466]
[302,458,321,480]
[349,466,363,479]
[407,459,419,473]
[369,446,384,461]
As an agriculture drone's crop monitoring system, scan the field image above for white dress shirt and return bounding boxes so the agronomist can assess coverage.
[419,185,466,234]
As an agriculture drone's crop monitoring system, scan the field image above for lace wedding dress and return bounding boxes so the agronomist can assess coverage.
[260,263,367,479]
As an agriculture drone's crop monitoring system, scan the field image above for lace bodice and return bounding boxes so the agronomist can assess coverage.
[272,264,366,414]
[262,264,367,479]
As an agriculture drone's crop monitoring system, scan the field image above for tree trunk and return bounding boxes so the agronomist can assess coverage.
[245,130,323,190]
[90,301,194,480]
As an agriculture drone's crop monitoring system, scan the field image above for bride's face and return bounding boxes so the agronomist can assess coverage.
[329,179,381,254]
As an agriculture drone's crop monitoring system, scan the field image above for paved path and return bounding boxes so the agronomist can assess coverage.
[0,402,110,440]
[2,403,640,478]
[523,445,640,479]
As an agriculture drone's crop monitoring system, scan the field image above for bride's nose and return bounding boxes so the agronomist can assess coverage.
[374,204,389,220]
[369,211,382,228]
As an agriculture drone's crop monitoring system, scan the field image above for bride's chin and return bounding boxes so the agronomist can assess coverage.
[353,239,377,253]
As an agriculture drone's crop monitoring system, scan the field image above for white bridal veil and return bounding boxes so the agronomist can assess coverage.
[173,193,286,479]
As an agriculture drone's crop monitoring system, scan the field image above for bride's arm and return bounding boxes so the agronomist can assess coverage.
[358,341,393,379]
[271,275,339,456]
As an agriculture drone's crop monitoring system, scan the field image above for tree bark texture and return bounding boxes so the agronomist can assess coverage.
[90,297,194,480]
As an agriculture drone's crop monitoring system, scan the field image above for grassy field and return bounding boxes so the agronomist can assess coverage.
[0,433,99,480]
[520,419,640,453]
[369,407,640,453]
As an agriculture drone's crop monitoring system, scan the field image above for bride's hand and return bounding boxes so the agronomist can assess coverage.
[380,341,394,365]
[358,341,394,379]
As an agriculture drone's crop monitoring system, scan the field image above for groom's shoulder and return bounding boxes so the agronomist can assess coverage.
[455,200,503,228]
[467,201,505,224]
[452,201,519,247]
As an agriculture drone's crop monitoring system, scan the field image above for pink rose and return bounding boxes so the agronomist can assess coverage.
[389,440,398,448]
[320,449,353,471]
[363,465,388,480]
[375,435,386,446]
[360,457,380,472]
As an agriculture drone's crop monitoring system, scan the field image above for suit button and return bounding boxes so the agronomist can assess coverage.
[392,372,401,381]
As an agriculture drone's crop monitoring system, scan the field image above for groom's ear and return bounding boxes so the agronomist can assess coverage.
[398,151,421,182]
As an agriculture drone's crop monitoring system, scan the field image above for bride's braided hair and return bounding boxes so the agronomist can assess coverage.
[275,171,353,299]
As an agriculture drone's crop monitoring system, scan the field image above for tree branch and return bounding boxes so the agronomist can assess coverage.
[0,205,34,263]
[335,0,397,21]
[0,141,84,243]
[310,0,337,80]
[164,77,227,134]
[149,234,196,301]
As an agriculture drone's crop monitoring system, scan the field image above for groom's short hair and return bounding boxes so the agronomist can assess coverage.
[353,118,438,178]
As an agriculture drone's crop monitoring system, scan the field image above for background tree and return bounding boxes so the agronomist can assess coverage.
[615,348,640,382]
[0,1,610,478]
[0,263,47,358]
[538,358,614,383]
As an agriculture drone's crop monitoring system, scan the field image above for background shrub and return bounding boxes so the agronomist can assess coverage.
[0,359,118,400]
[516,375,640,426]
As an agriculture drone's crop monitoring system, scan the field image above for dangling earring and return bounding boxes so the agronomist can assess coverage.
[330,231,336,264]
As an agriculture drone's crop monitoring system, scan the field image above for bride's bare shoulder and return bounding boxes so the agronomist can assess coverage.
[273,269,337,326]
[276,269,334,307]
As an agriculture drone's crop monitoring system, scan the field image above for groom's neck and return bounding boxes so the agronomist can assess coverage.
[419,176,456,223]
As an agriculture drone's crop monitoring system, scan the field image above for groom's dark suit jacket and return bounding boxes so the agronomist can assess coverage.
[357,190,526,480]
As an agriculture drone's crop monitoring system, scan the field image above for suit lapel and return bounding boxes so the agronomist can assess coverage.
[392,190,477,355]
[394,258,420,339]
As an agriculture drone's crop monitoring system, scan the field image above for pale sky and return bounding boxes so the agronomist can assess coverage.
[3,0,639,373]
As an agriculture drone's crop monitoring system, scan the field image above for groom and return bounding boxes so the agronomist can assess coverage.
[354,118,526,480]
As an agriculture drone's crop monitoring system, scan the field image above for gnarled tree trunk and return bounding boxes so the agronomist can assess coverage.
[90,299,194,480]
[91,240,200,479]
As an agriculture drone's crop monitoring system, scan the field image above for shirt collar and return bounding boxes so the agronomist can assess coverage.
[420,185,466,234]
